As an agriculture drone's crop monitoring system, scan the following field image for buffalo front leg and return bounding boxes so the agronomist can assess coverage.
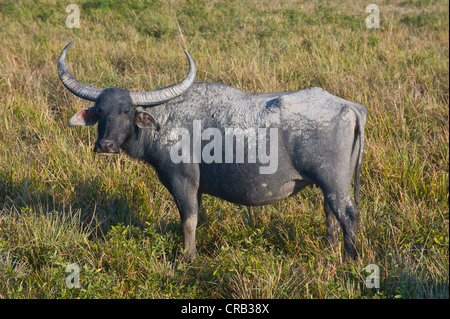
[172,188,201,261]
[181,210,198,261]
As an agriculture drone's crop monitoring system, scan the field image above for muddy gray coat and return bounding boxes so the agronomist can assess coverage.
[58,41,367,260]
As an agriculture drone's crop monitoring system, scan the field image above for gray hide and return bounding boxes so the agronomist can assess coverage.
[120,83,367,259]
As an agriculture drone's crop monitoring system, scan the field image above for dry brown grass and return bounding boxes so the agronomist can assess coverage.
[0,0,448,298]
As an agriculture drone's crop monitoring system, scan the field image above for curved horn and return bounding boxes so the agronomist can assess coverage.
[57,41,103,102]
[130,50,196,106]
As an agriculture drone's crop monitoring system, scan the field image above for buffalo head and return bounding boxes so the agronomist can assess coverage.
[58,41,195,155]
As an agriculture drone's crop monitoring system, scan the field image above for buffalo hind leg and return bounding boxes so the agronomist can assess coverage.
[324,192,360,259]
[324,199,341,249]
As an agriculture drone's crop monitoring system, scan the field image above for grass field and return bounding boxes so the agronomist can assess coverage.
[0,0,448,299]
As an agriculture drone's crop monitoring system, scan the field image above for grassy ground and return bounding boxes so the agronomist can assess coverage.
[0,0,448,298]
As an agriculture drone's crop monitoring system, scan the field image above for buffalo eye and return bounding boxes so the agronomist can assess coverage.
[121,108,131,116]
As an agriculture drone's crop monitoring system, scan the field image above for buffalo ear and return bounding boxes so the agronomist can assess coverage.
[68,108,99,127]
[135,109,160,130]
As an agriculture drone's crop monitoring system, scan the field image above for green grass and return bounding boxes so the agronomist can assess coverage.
[0,0,448,298]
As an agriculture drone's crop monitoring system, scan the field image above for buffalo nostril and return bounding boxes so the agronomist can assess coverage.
[96,140,117,153]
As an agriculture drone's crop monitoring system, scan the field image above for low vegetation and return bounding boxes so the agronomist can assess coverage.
[0,0,448,298]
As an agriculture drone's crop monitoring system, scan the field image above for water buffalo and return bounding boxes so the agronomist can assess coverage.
[58,41,367,260]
